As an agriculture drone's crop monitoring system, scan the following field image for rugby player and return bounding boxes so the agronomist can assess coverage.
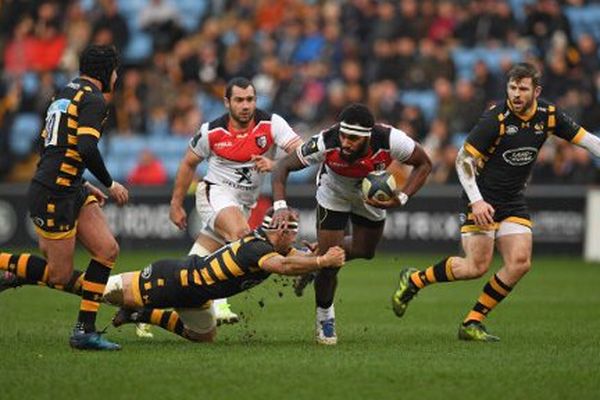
[391,62,600,341]
[2,210,345,342]
[169,77,302,325]
[1,45,128,350]
[271,103,432,344]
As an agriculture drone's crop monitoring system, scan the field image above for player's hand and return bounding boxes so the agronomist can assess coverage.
[320,246,345,268]
[169,202,187,230]
[108,181,129,206]
[365,195,400,209]
[251,155,274,173]
[84,182,108,207]
[471,200,495,227]
[270,207,294,229]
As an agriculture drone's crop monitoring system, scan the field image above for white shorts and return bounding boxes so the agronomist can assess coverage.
[461,221,532,239]
[316,183,385,222]
[176,302,216,334]
[195,181,253,244]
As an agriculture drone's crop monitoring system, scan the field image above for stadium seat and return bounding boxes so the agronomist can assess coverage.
[21,72,40,97]
[106,136,147,158]
[9,113,42,156]
[124,32,154,63]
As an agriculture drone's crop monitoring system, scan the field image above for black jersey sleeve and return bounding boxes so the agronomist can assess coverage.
[464,106,501,158]
[236,239,279,270]
[553,107,584,143]
[77,92,106,139]
[77,135,113,187]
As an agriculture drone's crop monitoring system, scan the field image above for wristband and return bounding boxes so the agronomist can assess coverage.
[397,192,409,206]
[109,181,116,190]
[316,256,322,268]
[273,200,288,210]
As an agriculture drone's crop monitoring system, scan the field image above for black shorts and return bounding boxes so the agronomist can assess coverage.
[134,258,211,309]
[316,204,385,231]
[460,196,532,234]
[27,181,97,239]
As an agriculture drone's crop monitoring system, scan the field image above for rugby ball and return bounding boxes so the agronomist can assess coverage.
[361,170,396,201]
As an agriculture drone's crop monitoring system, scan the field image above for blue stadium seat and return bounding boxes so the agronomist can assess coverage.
[106,136,147,158]
[10,113,42,156]
[124,32,154,63]
[21,72,40,97]
[565,6,600,41]
[176,0,208,32]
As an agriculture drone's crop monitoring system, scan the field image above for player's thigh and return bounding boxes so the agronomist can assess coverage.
[38,235,76,284]
[461,233,495,269]
[349,215,384,260]
[316,204,348,252]
[213,206,251,241]
[496,228,532,282]
[77,202,119,262]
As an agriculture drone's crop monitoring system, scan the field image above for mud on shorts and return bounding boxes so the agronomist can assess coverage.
[27,181,97,240]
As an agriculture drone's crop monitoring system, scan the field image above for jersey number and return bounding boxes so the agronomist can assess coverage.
[44,111,61,147]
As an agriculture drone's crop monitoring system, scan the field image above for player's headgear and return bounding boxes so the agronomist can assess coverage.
[79,45,119,93]
[338,103,375,137]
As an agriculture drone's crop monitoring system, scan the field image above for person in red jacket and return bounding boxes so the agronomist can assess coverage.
[127,149,168,186]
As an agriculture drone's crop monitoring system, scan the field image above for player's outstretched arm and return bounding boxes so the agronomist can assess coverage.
[170,149,203,230]
[574,130,600,158]
[455,145,495,226]
[261,246,345,276]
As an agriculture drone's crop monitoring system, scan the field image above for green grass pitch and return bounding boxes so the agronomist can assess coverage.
[1,250,599,400]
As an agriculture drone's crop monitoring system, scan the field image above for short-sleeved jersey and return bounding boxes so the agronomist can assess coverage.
[32,78,107,191]
[189,109,300,205]
[464,99,584,203]
[183,229,282,299]
[296,123,415,194]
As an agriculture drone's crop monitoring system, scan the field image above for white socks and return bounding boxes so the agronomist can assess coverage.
[317,305,335,321]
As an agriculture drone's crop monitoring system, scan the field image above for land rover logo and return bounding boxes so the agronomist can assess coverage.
[502,147,538,166]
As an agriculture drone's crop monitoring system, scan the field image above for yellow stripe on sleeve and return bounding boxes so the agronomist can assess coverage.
[258,252,280,269]
[571,128,587,145]
[464,142,484,159]
[77,127,101,138]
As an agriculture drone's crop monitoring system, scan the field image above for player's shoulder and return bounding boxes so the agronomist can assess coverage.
[208,113,230,130]
[484,100,508,118]
[255,108,273,122]
[535,98,556,113]
[320,123,341,148]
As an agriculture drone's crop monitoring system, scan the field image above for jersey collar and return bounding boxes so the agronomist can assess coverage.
[506,99,537,122]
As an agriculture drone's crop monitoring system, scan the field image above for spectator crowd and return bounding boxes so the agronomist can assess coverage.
[0,0,599,185]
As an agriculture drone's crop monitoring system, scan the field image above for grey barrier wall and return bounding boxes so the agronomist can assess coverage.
[0,183,588,254]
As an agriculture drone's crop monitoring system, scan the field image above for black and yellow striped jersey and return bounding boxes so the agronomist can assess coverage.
[32,78,107,191]
[464,98,583,204]
[182,229,283,300]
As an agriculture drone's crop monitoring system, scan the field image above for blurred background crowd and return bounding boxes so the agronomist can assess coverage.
[1,0,599,186]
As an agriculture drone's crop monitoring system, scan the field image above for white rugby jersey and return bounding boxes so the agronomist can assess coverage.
[297,123,415,196]
[189,110,300,205]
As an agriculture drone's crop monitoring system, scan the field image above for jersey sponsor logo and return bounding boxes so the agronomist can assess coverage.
[235,167,253,184]
[214,141,233,149]
[506,125,519,135]
[301,136,320,157]
[141,264,153,279]
[255,135,267,149]
[534,122,545,135]
[502,147,538,166]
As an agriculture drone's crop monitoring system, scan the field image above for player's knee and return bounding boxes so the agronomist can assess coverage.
[97,239,120,263]
[222,228,249,243]
[510,255,531,277]
[468,257,491,278]
[184,327,216,343]
[354,248,376,260]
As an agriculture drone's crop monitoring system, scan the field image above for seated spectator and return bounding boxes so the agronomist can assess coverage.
[127,149,168,186]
